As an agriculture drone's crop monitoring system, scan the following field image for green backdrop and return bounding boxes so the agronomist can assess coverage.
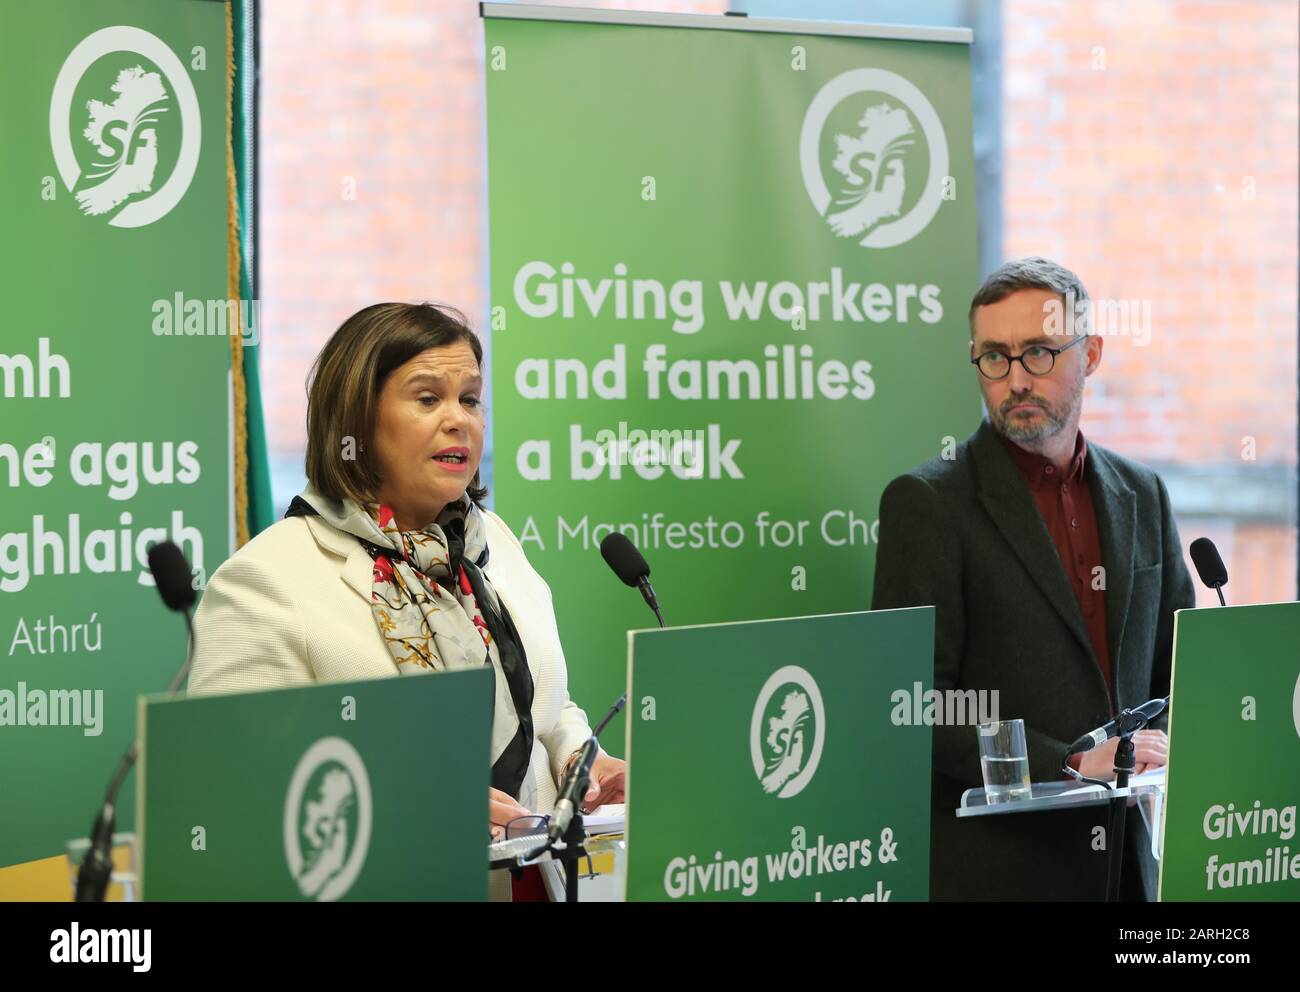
[0,0,232,869]
[484,11,980,738]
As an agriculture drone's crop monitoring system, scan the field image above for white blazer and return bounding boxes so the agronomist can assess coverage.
[187,507,593,813]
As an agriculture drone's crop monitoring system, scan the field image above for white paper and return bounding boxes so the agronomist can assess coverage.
[582,803,625,834]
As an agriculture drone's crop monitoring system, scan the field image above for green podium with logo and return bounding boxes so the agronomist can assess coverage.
[137,669,491,901]
[1159,601,1300,901]
[623,608,934,901]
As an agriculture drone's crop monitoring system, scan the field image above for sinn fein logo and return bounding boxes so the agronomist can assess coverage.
[283,737,373,901]
[49,26,201,227]
[750,665,826,798]
[800,68,949,249]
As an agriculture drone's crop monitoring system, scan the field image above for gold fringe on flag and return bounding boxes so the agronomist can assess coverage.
[225,0,250,548]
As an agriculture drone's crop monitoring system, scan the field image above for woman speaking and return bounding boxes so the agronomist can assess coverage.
[188,302,625,846]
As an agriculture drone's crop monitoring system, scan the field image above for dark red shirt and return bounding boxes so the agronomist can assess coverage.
[998,431,1112,703]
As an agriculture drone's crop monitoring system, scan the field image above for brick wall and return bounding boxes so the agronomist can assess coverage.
[1002,0,1298,605]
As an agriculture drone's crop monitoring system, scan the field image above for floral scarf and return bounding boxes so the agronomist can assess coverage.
[286,486,535,801]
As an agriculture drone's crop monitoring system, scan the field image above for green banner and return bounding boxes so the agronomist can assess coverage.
[624,608,933,901]
[1159,602,1300,901]
[139,671,491,901]
[483,12,979,734]
[0,0,233,870]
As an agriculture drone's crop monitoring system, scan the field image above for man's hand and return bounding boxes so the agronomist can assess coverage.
[1076,729,1168,780]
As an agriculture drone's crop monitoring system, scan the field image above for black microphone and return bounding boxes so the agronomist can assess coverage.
[544,695,627,847]
[1067,697,1169,754]
[557,531,665,836]
[599,532,663,626]
[148,540,198,614]
[551,532,663,834]
[76,541,196,902]
[548,738,599,846]
[1189,537,1228,606]
[543,538,671,853]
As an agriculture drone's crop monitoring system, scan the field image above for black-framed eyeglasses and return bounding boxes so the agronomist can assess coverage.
[503,814,549,840]
[971,334,1087,380]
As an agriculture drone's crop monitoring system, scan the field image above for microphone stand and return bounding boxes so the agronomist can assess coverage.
[557,743,596,905]
[519,582,663,901]
[1105,732,1137,903]
[1102,705,1155,903]
[76,610,194,901]
[510,558,663,901]
[520,697,625,902]
[1061,702,1160,902]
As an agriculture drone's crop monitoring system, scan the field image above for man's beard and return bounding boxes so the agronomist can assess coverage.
[990,387,1078,444]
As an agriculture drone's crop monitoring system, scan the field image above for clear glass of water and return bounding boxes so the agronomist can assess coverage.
[978,719,1032,803]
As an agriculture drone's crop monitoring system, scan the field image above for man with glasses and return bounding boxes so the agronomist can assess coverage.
[872,257,1194,901]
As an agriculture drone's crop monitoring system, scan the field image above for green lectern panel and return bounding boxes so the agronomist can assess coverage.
[139,669,491,900]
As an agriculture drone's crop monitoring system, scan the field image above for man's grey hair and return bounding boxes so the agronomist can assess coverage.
[968,256,1090,334]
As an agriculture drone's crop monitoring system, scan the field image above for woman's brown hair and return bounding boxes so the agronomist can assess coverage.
[305,302,487,506]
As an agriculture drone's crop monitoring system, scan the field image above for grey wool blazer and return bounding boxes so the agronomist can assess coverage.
[871,418,1195,901]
